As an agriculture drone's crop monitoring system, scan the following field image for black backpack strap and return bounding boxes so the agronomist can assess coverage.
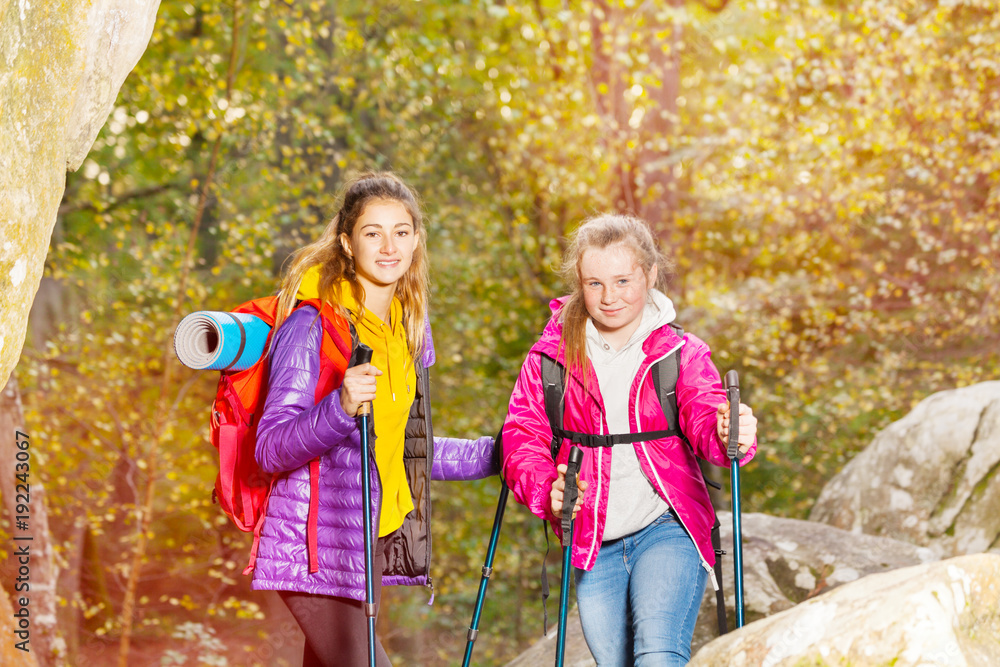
[540,354,566,460]
[650,348,683,441]
[557,429,676,448]
[492,427,505,483]
[711,514,728,634]
[345,322,363,366]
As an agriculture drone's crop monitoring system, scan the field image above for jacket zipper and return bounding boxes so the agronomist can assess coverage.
[421,365,434,600]
[632,340,719,589]
[583,416,607,565]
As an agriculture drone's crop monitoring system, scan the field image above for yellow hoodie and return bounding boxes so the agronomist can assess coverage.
[297,266,416,537]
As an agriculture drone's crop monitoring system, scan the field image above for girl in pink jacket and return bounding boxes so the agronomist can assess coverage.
[501,214,757,666]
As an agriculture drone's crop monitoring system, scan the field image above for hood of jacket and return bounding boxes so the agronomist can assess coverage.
[530,292,685,400]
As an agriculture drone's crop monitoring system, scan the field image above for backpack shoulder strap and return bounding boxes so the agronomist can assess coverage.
[650,352,683,441]
[297,299,353,359]
[649,323,683,435]
[290,300,357,574]
[540,354,566,460]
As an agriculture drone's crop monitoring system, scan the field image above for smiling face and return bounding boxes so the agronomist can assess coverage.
[340,200,417,294]
[579,243,656,348]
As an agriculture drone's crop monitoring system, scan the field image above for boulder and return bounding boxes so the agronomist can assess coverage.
[0,0,160,390]
[810,382,1000,558]
[503,606,593,667]
[689,553,1000,667]
[503,512,936,665]
[690,511,936,654]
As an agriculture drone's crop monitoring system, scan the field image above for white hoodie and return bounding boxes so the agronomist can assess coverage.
[585,288,676,542]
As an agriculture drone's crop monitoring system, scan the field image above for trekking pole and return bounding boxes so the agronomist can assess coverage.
[724,370,745,629]
[354,343,377,667]
[555,446,584,667]
[461,480,509,667]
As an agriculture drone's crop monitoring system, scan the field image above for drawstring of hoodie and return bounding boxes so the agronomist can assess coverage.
[383,323,395,401]
[357,312,408,402]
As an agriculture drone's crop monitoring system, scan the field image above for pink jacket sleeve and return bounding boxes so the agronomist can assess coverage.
[675,334,757,468]
[501,352,560,522]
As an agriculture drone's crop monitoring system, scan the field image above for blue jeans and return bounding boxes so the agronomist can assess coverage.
[575,510,708,666]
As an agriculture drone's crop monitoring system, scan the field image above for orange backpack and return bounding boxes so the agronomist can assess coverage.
[209,296,353,574]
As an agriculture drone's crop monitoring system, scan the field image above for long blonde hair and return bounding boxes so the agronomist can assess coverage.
[274,171,429,356]
[558,213,673,375]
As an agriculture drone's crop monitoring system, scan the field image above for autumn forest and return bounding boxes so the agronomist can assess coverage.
[3,0,999,664]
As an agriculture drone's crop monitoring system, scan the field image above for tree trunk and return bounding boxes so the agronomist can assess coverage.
[56,519,87,664]
[635,1,683,233]
[590,0,683,231]
[591,0,635,213]
[81,526,116,633]
[0,376,62,666]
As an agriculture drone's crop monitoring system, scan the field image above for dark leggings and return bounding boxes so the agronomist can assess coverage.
[279,534,394,667]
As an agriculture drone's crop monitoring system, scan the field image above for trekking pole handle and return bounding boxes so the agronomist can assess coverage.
[561,446,584,543]
[724,371,740,460]
[567,445,584,470]
[352,344,375,417]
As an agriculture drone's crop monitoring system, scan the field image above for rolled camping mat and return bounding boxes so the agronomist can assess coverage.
[174,311,271,372]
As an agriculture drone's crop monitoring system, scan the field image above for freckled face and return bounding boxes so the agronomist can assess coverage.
[579,244,655,345]
[341,201,417,292]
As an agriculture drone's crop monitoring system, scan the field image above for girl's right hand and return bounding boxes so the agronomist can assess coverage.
[550,463,589,520]
[340,363,382,416]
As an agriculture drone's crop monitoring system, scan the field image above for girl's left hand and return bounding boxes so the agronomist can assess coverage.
[716,402,757,456]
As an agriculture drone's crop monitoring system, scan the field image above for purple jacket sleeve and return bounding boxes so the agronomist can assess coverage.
[255,306,360,474]
[432,435,497,481]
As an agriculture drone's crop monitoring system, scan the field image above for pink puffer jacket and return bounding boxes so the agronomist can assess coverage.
[501,298,756,578]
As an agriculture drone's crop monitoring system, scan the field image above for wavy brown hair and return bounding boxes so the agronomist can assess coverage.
[558,213,673,376]
[273,171,428,356]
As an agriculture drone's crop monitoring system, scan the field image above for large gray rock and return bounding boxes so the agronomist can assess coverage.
[504,607,593,667]
[811,382,1000,558]
[503,512,936,665]
[0,0,159,390]
[690,512,936,654]
[689,553,1000,667]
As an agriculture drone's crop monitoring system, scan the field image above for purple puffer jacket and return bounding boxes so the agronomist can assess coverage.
[250,305,496,599]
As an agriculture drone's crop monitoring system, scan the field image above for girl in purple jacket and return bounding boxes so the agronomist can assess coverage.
[252,172,495,666]
[501,214,757,666]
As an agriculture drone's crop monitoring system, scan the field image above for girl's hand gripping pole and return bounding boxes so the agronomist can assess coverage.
[725,370,745,629]
[725,371,740,460]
